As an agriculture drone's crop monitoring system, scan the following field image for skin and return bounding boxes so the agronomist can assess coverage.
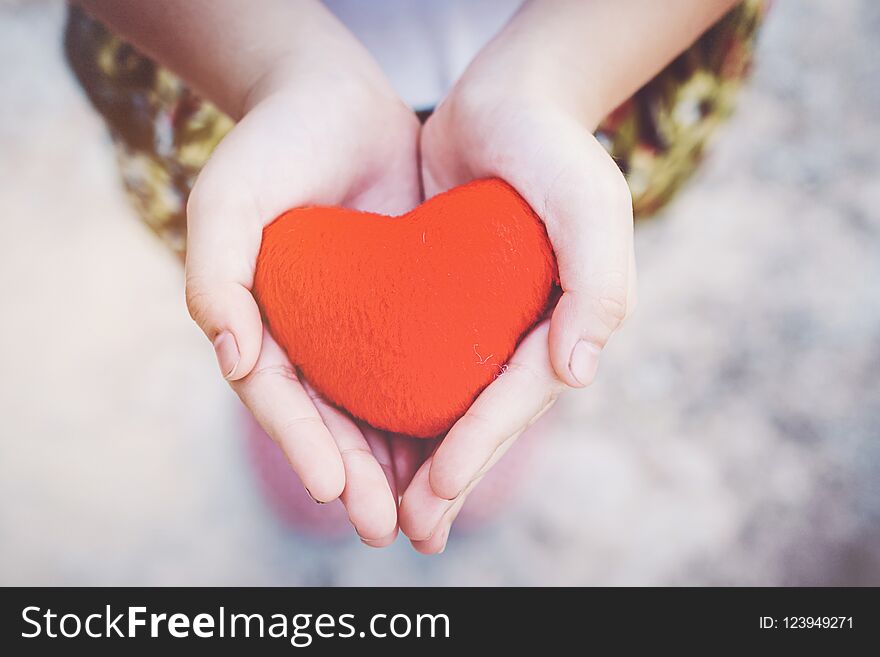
[81,0,422,546]
[80,0,740,552]
[401,0,740,553]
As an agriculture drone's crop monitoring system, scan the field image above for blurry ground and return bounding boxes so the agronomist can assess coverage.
[1,0,878,586]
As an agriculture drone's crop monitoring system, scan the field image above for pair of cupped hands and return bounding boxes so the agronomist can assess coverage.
[184,38,636,554]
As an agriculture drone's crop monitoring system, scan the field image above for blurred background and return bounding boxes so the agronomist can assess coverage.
[1,0,878,585]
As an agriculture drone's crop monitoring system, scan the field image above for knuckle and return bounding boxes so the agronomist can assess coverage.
[248,362,300,385]
[584,272,629,331]
[184,282,211,327]
[598,291,628,327]
[183,274,224,335]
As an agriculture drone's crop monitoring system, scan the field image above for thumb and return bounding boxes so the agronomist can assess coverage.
[184,175,264,381]
[544,148,635,388]
[508,131,636,388]
[185,275,263,382]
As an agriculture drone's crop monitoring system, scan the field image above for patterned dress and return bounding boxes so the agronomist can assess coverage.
[64,1,768,258]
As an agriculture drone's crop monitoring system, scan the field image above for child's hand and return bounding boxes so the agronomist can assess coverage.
[167,4,422,545]
[399,39,637,557]
[398,0,738,553]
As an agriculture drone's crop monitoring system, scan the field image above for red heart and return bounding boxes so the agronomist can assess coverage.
[253,178,558,438]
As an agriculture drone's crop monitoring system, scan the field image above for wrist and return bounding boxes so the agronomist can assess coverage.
[236,2,400,119]
[451,34,611,133]
[240,44,402,122]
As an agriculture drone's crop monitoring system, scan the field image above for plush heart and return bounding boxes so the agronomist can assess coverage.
[253,178,559,438]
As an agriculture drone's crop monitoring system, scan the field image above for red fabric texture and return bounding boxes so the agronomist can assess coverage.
[253,178,559,438]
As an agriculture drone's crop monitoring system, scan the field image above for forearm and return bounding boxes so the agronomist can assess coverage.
[472,0,740,127]
[76,0,383,118]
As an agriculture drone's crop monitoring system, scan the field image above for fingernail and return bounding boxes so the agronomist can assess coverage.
[305,487,326,504]
[213,331,240,380]
[569,340,600,386]
[360,533,393,548]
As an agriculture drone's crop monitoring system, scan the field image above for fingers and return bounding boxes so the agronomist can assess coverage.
[359,428,400,546]
[407,485,468,555]
[402,456,490,555]
[399,322,566,552]
[540,135,635,388]
[231,331,345,503]
[405,256,633,556]
[399,456,456,544]
[304,380,398,544]
[427,322,563,500]
[398,358,562,554]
